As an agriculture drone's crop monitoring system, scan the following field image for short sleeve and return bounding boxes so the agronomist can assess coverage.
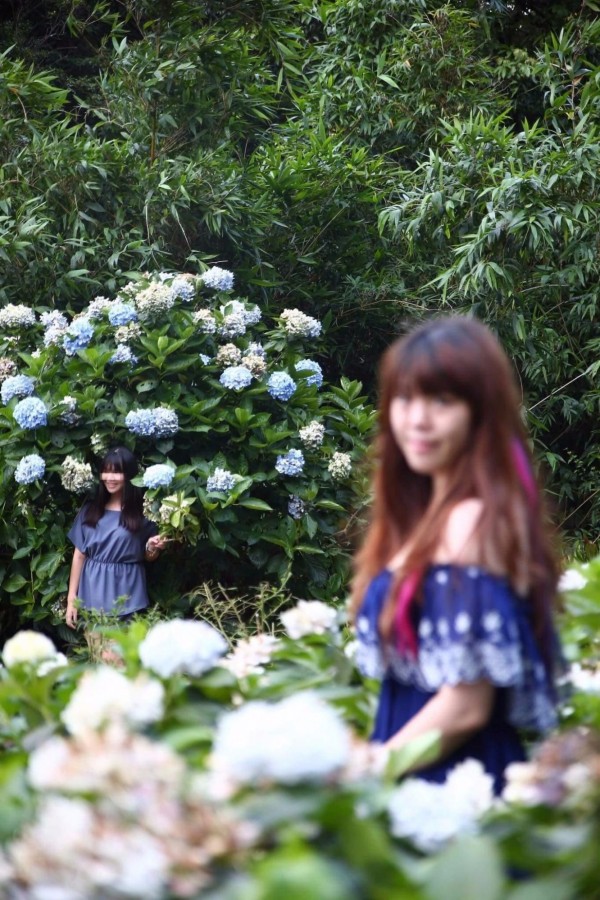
[67,506,89,554]
[408,566,559,733]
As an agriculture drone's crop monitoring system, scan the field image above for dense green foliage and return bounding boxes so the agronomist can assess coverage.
[0,0,598,597]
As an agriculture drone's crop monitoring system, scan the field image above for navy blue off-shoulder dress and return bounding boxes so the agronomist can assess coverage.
[356,564,559,793]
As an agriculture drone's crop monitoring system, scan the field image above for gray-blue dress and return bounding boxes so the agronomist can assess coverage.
[68,506,157,616]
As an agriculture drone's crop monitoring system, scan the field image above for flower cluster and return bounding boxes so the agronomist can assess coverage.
[171,275,196,302]
[108,302,138,327]
[569,662,600,693]
[295,359,323,388]
[0,357,17,383]
[60,456,95,493]
[85,296,112,319]
[134,281,176,319]
[220,366,252,391]
[110,344,138,365]
[220,634,280,680]
[2,631,57,668]
[299,420,325,449]
[115,322,142,344]
[14,453,45,485]
[199,353,212,365]
[241,353,267,378]
[1,374,35,405]
[558,568,588,592]
[143,464,175,489]
[211,692,350,787]
[267,371,297,402]
[388,759,494,853]
[0,304,36,328]
[328,451,352,480]
[139,619,228,677]
[224,300,261,326]
[58,395,79,425]
[125,407,179,438]
[280,308,322,338]
[287,495,306,519]
[194,309,217,333]
[219,313,246,338]
[61,667,165,735]
[280,600,337,638]
[215,343,242,367]
[42,310,69,346]
[63,318,94,356]
[13,397,47,430]
[200,266,234,291]
[207,467,239,493]
[5,723,251,899]
[503,728,600,810]
[275,449,304,477]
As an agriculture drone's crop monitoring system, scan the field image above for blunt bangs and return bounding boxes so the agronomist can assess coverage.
[394,329,481,409]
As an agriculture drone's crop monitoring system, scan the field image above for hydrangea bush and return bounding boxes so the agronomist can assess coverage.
[0,267,375,633]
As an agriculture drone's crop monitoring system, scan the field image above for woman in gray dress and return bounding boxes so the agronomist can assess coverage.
[66,447,167,628]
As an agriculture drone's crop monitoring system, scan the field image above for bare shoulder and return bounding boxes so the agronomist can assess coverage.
[434,499,485,565]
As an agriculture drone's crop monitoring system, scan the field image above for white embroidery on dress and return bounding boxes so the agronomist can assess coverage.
[483,611,502,632]
[435,570,449,584]
[455,612,471,633]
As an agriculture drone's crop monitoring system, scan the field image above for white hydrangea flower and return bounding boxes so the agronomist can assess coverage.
[37,652,68,677]
[299,420,325,449]
[280,308,322,338]
[220,634,279,679]
[502,761,541,806]
[569,662,600,694]
[215,343,242,367]
[61,667,165,735]
[212,691,350,785]
[2,631,57,668]
[240,352,267,378]
[558,568,588,592]
[388,759,494,852]
[280,600,338,639]
[139,619,227,677]
[60,456,95,493]
[134,281,176,319]
[328,451,352,480]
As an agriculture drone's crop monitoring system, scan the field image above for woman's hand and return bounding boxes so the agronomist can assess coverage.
[145,535,170,559]
[65,599,78,629]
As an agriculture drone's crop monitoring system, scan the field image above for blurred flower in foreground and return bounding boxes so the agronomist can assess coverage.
[2,631,57,668]
[61,667,164,735]
[220,634,280,679]
[280,599,338,638]
[558,568,588,592]
[211,691,351,788]
[388,759,494,853]
[139,619,227,677]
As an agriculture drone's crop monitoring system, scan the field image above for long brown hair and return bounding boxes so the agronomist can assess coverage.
[84,446,144,533]
[351,316,558,656]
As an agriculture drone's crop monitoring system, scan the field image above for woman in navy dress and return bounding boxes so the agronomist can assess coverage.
[66,447,167,627]
[351,317,561,793]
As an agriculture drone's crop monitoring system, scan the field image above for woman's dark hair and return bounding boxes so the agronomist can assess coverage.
[84,447,144,532]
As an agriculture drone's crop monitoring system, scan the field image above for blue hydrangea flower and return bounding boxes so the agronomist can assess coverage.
[110,345,138,365]
[200,267,235,291]
[63,318,94,356]
[199,354,212,365]
[288,495,306,519]
[220,366,252,391]
[267,372,297,402]
[275,449,305,477]
[13,397,48,430]
[295,359,323,388]
[247,342,266,359]
[40,310,68,329]
[171,277,196,301]
[153,408,179,438]
[207,467,238,493]
[108,303,138,326]
[14,453,45,485]
[143,464,175,489]
[1,375,35,405]
[125,409,157,437]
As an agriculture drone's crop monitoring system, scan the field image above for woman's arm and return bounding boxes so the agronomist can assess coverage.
[66,548,86,628]
[384,680,495,762]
